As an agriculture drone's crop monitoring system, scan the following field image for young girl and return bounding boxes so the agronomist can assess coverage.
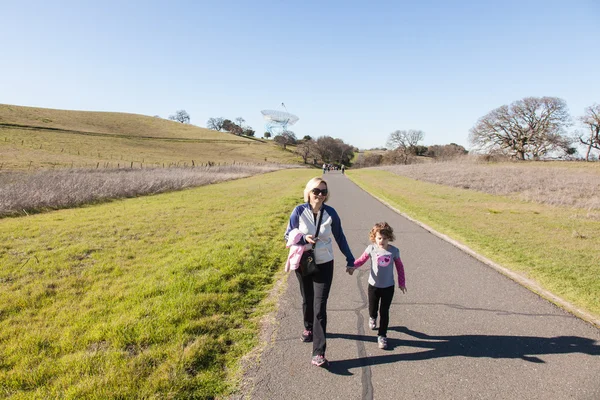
[348,222,407,349]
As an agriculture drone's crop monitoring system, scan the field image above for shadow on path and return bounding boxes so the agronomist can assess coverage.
[393,302,578,320]
[326,327,600,376]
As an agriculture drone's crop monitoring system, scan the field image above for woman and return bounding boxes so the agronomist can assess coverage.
[284,177,355,367]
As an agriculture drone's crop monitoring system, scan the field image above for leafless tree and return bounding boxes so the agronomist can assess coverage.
[578,104,600,161]
[386,130,425,164]
[295,139,316,164]
[168,110,190,124]
[235,117,245,129]
[469,97,571,160]
[312,136,354,165]
[332,139,354,165]
[425,143,468,160]
[274,130,297,150]
[207,117,225,131]
[315,136,337,163]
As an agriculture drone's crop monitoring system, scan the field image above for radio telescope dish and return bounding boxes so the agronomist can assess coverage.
[261,108,299,136]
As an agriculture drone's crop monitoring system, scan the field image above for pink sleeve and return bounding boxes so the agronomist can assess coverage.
[394,257,406,287]
[353,250,370,268]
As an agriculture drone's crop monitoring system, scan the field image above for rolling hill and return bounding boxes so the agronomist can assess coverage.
[0,104,304,170]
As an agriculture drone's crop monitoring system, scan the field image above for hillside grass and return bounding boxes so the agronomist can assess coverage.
[0,168,317,399]
[0,104,239,140]
[347,168,600,319]
[0,104,302,170]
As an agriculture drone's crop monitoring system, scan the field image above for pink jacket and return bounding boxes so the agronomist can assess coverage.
[285,229,308,272]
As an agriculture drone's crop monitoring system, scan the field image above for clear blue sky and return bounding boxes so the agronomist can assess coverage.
[2,0,599,151]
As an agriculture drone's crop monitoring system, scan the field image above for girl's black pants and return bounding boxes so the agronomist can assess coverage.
[368,284,395,337]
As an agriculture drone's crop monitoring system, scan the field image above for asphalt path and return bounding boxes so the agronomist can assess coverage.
[233,171,600,400]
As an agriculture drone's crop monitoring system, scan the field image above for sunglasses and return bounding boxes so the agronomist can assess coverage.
[311,188,328,196]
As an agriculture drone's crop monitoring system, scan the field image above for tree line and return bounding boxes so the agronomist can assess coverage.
[374,96,599,166]
[266,130,355,167]
[206,117,255,137]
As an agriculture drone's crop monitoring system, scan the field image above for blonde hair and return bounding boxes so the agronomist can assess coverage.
[369,222,395,242]
[303,177,330,202]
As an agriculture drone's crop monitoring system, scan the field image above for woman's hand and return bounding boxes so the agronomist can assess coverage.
[399,285,407,294]
[305,235,317,244]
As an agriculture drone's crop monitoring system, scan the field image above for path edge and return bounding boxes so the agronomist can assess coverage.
[351,180,600,329]
[226,271,290,399]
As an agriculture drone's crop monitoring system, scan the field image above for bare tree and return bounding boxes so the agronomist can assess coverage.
[578,104,600,161]
[295,139,316,164]
[332,139,354,165]
[386,130,425,164]
[469,97,571,160]
[235,117,246,129]
[273,130,297,150]
[315,136,337,163]
[426,143,468,160]
[312,136,354,165]
[207,117,225,131]
[168,110,190,124]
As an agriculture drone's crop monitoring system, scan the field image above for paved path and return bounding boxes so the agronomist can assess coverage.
[235,171,600,400]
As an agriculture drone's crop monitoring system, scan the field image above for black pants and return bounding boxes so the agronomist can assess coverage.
[368,284,395,337]
[295,260,334,357]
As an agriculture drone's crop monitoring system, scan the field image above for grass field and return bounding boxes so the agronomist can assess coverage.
[347,168,600,319]
[0,168,317,399]
[0,104,302,170]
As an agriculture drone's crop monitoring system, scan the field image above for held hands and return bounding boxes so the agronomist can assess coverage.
[346,266,355,275]
[398,285,407,294]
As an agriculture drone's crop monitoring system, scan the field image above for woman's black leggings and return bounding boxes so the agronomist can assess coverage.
[368,284,395,337]
[295,260,334,357]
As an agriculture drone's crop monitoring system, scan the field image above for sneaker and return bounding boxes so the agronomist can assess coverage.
[378,336,388,349]
[369,317,377,330]
[311,354,328,367]
[301,330,313,342]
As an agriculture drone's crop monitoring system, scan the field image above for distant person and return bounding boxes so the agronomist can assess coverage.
[347,222,406,349]
[322,163,327,174]
[284,177,355,367]
[341,165,345,175]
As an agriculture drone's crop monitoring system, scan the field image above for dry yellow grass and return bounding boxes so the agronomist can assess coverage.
[0,165,290,217]
[0,104,303,170]
[377,158,600,211]
[0,103,237,140]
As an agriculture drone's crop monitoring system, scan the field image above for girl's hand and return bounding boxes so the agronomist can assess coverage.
[346,267,354,276]
[399,285,407,294]
[305,235,317,244]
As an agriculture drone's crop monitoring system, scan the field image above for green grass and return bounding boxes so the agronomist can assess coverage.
[0,168,317,399]
[347,169,600,319]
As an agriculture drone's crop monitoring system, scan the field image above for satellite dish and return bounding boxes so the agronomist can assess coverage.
[261,104,299,135]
